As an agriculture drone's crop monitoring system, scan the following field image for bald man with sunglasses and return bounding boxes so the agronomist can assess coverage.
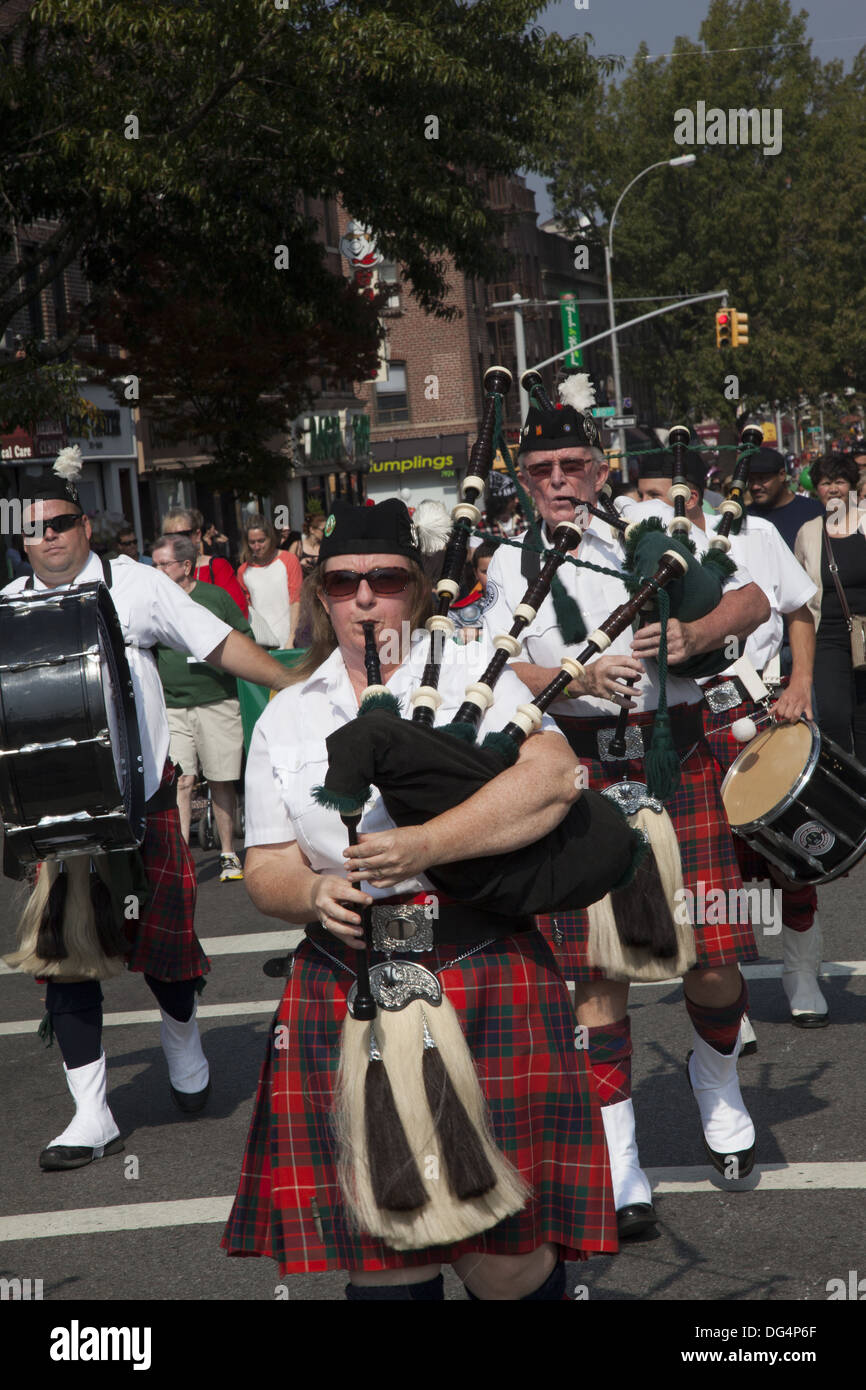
[3,464,295,1172]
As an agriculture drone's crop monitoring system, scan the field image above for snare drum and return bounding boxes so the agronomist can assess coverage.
[720,718,866,885]
[0,583,146,864]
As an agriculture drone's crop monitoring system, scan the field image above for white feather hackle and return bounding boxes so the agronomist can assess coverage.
[557,374,596,414]
[53,445,83,480]
[413,499,452,555]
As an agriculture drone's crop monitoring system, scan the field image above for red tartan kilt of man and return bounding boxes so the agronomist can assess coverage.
[123,763,209,982]
[537,738,759,981]
[703,702,779,884]
[222,928,618,1275]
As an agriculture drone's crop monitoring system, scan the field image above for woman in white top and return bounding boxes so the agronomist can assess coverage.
[222,499,617,1300]
[237,514,302,649]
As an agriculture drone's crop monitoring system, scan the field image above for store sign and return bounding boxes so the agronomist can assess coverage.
[301,409,371,467]
[370,434,467,480]
[559,293,583,369]
[1,422,66,463]
[66,384,136,459]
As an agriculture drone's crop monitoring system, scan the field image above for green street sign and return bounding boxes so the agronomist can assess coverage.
[591,406,617,418]
[559,293,583,369]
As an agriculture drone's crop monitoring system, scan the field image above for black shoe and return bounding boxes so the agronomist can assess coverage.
[170,1079,211,1115]
[739,1038,758,1056]
[617,1203,658,1239]
[686,1054,756,1180]
[791,1012,830,1029]
[39,1136,124,1171]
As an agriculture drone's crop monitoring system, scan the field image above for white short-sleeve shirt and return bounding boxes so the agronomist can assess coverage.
[2,552,233,798]
[708,513,816,674]
[482,501,756,718]
[244,632,562,900]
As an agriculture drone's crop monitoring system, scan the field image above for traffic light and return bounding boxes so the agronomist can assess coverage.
[731,309,750,348]
[715,309,732,349]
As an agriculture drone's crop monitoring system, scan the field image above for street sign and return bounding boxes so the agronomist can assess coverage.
[591,406,617,418]
[606,415,637,429]
[559,293,583,369]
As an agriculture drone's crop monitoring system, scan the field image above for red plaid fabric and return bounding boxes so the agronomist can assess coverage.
[538,736,758,981]
[222,928,617,1274]
[684,977,749,1055]
[124,765,209,982]
[704,704,817,929]
[586,1017,632,1105]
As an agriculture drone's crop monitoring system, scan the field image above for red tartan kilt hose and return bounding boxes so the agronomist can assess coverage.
[123,766,208,982]
[537,738,759,981]
[222,928,618,1274]
[703,702,779,884]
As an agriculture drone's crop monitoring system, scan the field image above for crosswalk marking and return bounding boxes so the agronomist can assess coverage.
[4,1162,866,1243]
[0,930,302,977]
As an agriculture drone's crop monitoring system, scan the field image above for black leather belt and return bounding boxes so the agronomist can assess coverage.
[307,900,534,952]
[556,703,704,761]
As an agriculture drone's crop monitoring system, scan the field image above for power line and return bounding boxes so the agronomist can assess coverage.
[633,35,866,62]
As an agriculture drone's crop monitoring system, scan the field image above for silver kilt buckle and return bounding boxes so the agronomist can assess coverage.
[370,903,435,955]
[598,725,645,761]
[704,679,744,715]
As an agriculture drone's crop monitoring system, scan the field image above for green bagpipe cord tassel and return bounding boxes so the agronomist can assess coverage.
[480,728,522,765]
[442,720,483,744]
[312,784,372,814]
[701,546,738,580]
[359,691,402,717]
[644,588,681,803]
[496,408,586,644]
[37,1010,54,1047]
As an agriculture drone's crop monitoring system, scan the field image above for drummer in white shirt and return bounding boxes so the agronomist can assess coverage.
[636,452,826,1033]
[3,449,294,1173]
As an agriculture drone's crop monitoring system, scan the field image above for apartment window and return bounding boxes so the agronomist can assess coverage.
[375,361,409,423]
[377,259,401,313]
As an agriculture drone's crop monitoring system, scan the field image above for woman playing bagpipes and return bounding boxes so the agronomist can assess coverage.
[482,375,771,1239]
[222,496,620,1300]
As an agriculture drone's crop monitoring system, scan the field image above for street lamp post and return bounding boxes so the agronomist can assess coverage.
[604,154,696,473]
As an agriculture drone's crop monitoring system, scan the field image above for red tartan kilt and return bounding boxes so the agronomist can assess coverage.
[123,802,208,983]
[537,738,759,981]
[222,929,617,1274]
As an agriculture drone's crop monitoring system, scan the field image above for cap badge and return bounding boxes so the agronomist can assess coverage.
[324,514,336,537]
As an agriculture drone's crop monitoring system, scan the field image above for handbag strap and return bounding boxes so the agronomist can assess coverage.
[822,522,853,630]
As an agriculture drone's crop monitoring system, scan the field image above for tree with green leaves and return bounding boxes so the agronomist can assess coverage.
[549,0,866,427]
[1,0,607,487]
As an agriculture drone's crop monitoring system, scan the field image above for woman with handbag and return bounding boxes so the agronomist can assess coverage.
[794,453,866,762]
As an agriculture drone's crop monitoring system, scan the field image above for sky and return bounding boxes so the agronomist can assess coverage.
[524,0,865,220]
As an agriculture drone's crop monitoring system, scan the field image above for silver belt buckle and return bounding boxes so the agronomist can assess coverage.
[370,903,435,954]
[597,725,645,761]
[704,679,743,715]
[602,780,663,817]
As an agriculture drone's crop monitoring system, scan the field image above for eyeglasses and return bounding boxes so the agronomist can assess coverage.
[165,528,195,537]
[153,559,183,570]
[523,459,591,481]
[39,513,83,536]
[117,537,137,547]
[321,567,411,598]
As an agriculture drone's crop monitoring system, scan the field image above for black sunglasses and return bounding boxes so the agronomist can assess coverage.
[321,567,411,599]
[39,512,83,536]
[523,458,590,481]
[166,528,195,537]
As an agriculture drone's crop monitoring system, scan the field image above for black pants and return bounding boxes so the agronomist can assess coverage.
[45,976,198,1069]
[813,628,866,763]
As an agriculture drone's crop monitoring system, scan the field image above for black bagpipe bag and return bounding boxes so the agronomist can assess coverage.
[319,708,639,916]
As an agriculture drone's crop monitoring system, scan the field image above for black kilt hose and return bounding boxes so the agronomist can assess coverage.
[222,924,618,1274]
[539,710,759,980]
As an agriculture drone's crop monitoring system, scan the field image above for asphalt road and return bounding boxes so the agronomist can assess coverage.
[1,836,865,1309]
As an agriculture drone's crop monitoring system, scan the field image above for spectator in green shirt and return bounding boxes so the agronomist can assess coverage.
[152,533,252,882]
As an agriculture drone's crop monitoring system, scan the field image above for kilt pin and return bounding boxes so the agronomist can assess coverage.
[222,928,618,1274]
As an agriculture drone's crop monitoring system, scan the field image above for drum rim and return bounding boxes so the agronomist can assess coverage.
[721,716,821,833]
